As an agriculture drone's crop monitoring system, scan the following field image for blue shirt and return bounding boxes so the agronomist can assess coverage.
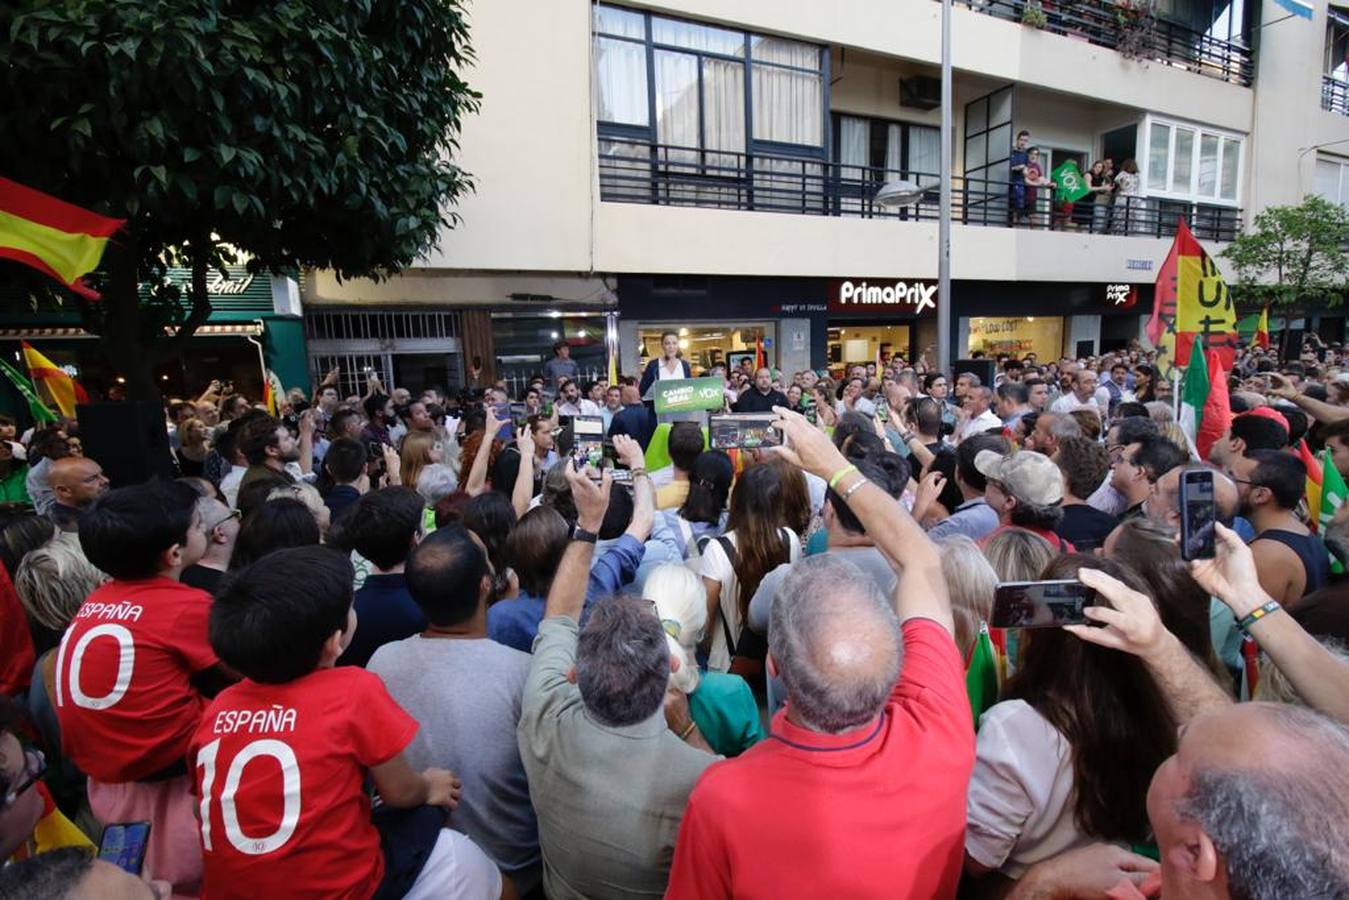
[926,498,1000,542]
[338,573,426,668]
[488,534,645,653]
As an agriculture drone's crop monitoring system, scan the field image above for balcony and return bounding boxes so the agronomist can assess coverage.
[598,142,1242,242]
[1324,75,1349,116]
[955,0,1253,86]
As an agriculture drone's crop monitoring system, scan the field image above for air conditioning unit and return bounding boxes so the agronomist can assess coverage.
[899,76,941,111]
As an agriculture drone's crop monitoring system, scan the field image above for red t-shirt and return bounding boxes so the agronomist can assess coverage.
[666,619,975,900]
[190,667,418,900]
[54,577,217,782]
[0,565,35,695]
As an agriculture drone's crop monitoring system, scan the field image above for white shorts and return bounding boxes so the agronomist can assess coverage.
[403,828,502,900]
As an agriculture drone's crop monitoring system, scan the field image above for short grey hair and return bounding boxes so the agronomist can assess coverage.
[937,535,998,655]
[1178,704,1349,898]
[415,464,458,506]
[576,596,670,727]
[1046,413,1083,441]
[769,555,900,734]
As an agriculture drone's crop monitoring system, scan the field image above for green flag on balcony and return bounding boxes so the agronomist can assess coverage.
[1052,160,1092,204]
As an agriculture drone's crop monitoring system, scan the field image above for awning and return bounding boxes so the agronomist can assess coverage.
[0,323,264,340]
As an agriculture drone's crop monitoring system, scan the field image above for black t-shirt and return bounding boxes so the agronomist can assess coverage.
[1054,503,1118,553]
[733,389,788,414]
[180,564,224,596]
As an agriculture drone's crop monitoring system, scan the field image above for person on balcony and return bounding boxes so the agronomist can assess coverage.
[1113,159,1142,234]
[1009,130,1032,226]
[1023,148,1056,229]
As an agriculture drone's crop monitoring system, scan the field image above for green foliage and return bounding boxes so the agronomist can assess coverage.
[1221,196,1349,308]
[0,0,479,391]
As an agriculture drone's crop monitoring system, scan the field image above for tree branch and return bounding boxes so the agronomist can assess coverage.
[154,233,213,363]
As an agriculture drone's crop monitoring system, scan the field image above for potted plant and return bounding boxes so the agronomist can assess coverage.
[1021,0,1049,28]
[1113,0,1157,60]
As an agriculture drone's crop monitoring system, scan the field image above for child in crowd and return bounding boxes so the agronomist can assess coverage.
[194,545,506,900]
[55,478,219,893]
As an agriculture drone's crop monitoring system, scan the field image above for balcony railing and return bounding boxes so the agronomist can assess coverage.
[955,0,1253,86]
[598,142,1243,242]
[1324,75,1349,116]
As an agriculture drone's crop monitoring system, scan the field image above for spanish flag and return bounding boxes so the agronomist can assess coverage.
[0,179,123,300]
[1255,306,1270,350]
[1297,438,1323,534]
[1146,219,1238,379]
[21,342,87,419]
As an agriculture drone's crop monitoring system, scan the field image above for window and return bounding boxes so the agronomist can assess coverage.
[963,86,1015,225]
[592,5,826,157]
[1327,12,1349,82]
[1141,117,1243,205]
[832,115,939,214]
[1315,156,1349,209]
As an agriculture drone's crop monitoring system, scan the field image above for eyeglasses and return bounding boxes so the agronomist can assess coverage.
[205,509,242,532]
[2,748,46,809]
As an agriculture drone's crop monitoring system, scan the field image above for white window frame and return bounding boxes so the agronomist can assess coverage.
[1140,115,1245,208]
[1315,155,1349,208]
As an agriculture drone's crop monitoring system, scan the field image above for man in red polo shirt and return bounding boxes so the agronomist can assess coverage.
[666,407,975,899]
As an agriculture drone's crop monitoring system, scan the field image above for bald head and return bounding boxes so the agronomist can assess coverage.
[769,555,900,734]
[1148,464,1238,530]
[49,456,109,509]
[1148,703,1349,898]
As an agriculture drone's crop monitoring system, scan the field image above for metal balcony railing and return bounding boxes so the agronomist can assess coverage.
[598,142,1243,242]
[1324,75,1349,116]
[955,0,1253,86]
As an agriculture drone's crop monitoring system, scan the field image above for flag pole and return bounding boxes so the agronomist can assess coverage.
[1172,367,1182,421]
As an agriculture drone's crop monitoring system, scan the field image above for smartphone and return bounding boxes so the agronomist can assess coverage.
[990,580,1098,629]
[876,402,890,424]
[1180,468,1217,561]
[491,402,515,441]
[709,413,784,451]
[99,821,151,876]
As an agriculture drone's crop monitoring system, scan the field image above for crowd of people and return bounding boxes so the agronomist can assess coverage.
[2,331,1349,899]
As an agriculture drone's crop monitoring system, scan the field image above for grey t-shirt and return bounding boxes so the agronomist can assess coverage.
[368,635,541,891]
[544,357,579,386]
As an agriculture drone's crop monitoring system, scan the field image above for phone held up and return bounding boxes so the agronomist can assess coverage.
[990,580,1098,629]
[99,821,152,876]
[1180,468,1217,561]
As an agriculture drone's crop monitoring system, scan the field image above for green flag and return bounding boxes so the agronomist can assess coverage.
[1178,337,1208,453]
[0,357,57,424]
[1321,449,1347,574]
[965,624,1000,730]
[1051,159,1091,204]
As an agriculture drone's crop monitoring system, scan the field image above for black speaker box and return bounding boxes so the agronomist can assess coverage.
[77,401,177,487]
[953,358,997,387]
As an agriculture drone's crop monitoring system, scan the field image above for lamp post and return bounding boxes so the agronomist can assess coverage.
[875,0,953,375]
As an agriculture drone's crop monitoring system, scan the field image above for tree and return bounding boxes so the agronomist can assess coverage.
[0,0,480,400]
[1221,195,1349,310]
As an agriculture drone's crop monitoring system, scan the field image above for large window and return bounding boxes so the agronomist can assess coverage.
[1142,117,1242,205]
[593,4,825,160]
[832,114,939,214]
[1315,156,1349,210]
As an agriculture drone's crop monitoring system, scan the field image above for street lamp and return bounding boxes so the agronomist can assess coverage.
[874,0,953,376]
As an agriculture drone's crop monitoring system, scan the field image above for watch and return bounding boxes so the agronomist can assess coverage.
[571,526,598,544]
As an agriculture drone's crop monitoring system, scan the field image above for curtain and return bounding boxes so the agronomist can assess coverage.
[839,117,869,215]
[909,126,940,188]
[884,124,902,175]
[752,66,822,146]
[593,37,648,126]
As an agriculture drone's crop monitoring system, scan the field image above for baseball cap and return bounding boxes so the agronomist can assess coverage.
[975,449,1063,506]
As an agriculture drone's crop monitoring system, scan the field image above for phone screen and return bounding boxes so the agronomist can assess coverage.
[709,414,783,450]
[990,580,1097,628]
[491,402,515,441]
[1181,469,1217,561]
[99,821,151,876]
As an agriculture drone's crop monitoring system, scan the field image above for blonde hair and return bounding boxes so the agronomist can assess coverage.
[983,528,1056,582]
[267,483,328,532]
[1255,639,1349,706]
[1158,422,1196,460]
[16,537,107,633]
[1145,401,1175,424]
[641,564,707,694]
[400,430,440,498]
[937,535,1000,657]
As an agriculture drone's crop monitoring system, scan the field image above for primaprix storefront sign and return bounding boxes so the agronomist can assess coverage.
[828,279,937,315]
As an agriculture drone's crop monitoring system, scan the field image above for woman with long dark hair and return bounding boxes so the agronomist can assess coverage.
[660,450,733,560]
[964,554,1177,883]
[699,461,803,674]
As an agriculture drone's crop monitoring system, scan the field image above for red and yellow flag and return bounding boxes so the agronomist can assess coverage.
[21,342,88,418]
[1147,219,1238,379]
[1297,438,1323,533]
[0,178,123,300]
[1255,306,1270,350]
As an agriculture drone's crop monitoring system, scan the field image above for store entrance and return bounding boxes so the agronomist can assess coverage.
[967,316,1065,360]
[638,324,769,374]
[827,323,912,375]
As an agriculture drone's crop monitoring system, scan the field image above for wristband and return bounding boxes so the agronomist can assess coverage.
[571,526,599,544]
[678,720,697,741]
[630,468,648,479]
[828,464,858,491]
[1238,599,1282,632]
[840,477,871,502]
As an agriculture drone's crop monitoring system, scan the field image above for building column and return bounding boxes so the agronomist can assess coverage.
[461,310,495,387]
[1065,315,1102,359]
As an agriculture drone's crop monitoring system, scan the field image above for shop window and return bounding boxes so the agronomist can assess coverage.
[967,316,1064,361]
[638,325,767,373]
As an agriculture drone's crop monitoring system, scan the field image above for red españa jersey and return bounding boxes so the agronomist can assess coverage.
[54,577,217,783]
[190,667,418,900]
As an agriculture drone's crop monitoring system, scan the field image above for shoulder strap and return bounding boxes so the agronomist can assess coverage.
[715,536,739,656]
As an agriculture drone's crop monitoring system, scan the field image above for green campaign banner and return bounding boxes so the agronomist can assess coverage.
[1052,160,1091,204]
[653,377,726,414]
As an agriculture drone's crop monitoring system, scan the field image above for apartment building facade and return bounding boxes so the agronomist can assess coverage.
[305,0,1349,391]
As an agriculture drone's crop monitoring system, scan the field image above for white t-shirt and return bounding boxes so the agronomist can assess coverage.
[657,358,685,381]
[557,399,601,418]
[957,409,1004,443]
[699,527,801,672]
[1048,393,1105,419]
[966,700,1089,878]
